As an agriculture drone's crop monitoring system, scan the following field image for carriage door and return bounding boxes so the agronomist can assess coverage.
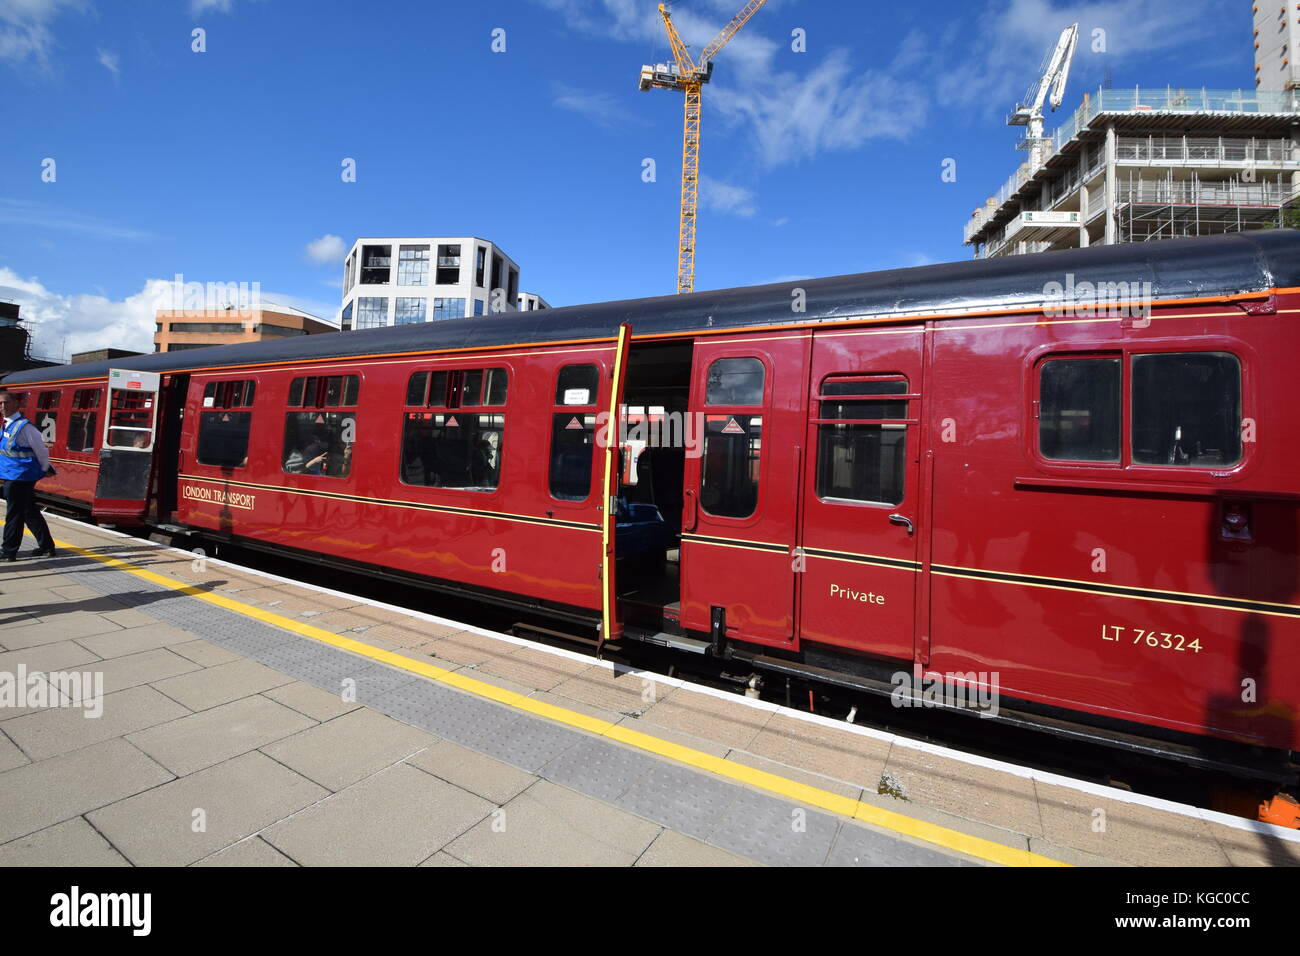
[796,328,925,663]
[679,340,803,650]
[92,369,161,524]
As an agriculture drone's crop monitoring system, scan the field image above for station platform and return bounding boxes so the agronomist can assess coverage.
[1,510,1298,867]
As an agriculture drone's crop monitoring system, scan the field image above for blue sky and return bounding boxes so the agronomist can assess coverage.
[0,0,1256,358]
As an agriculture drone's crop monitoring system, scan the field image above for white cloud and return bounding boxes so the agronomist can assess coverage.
[700,175,756,217]
[0,268,169,359]
[712,49,928,167]
[0,0,84,69]
[552,82,645,129]
[0,270,340,360]
[304,233,345,265]
[538,0,926,169]
[0,198,154,241]
[191,0,234,14]
[96,48,118,77]
[936,0,1224,114]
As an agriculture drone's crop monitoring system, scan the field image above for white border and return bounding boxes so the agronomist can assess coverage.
[48,512,1300,845]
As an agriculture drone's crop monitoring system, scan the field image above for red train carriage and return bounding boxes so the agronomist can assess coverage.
[5,231,1299,780]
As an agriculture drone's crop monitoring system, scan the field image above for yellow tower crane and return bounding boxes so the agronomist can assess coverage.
[639,0,768,294]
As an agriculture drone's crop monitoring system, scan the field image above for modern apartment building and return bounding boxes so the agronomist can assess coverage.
[155,306,336,353]
[339,237,523,330]
[517,292,550,311]
[962,86,1300,258]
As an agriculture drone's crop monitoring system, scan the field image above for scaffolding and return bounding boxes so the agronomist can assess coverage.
[964,86,1300,258]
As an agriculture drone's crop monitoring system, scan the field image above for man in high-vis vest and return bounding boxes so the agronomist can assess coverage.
[0,389,57,561]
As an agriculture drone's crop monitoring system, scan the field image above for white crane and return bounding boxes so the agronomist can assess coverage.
[1008,23,1079,168]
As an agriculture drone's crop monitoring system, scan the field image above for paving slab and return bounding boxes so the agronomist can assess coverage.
[446,780,660,867]
[724,749,864,801]
[1207,822,1300,867]
[0,639,102,674]
[126,694,316,776]
[636,689,772,751]
[149,657,296,711]
[92,647,202,695]
[1035,780,1231,866]
[476,647,591,693]
[86,751,329,866]
[0,588,67,611]
[0,816,131,867]
[0,613,121,649]
[168,639,243,668]
[634,828,762,867]
[743,713,892,788]
[261,707,437,791]
[405,738,539,804]
[262,762,492,866]
[551,666,674,715]
[75,622,198,658]
[0,729,30,771]
[881,746,1043,837]
[3,685,191,761]
[263,680,362,722]
[0,738,174,844]
[358,619,467,647]
[194,836,298,867]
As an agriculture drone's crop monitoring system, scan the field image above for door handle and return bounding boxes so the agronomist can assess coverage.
[683,488,698,532]
[888,513,914,535]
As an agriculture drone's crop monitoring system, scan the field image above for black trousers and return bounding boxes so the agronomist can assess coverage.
[2,479,54,557]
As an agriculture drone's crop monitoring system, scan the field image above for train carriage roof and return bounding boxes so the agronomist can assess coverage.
[7,229,1300,387]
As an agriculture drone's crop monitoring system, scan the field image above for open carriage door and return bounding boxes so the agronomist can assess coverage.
[92,368,161,524]
[597,323,631,655]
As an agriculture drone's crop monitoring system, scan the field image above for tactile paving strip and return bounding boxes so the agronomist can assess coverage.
[48,547,981,867]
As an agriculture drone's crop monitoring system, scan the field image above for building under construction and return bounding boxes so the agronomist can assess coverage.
[963,86,1300,258]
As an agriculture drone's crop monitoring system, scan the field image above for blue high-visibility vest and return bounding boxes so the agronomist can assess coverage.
[0,414,47,482]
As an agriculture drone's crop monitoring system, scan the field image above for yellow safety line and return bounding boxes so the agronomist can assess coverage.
[49,533,1067,868]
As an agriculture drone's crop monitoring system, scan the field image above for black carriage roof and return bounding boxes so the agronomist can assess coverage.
[7,229,1300,387]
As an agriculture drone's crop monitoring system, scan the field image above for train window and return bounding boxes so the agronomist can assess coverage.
[400,412,502,491]
[1039,358,1121,462]
[699,415,762,518]
[406,372,429,406]
[406,369,504,409]
[33,390,59,446]
[460,368,508,407]
[1131,352,1241,467]
[198,412,252,468]
[705,357,764,405]
[67,388,102,453]
[202,379,256,409]
[549,415,596,500]
[198,380,256,468]
[283,376,357,478]
[555,364,599,405]
[289,375,358,409]
[283,413,355,477]
[549,364,600,501]
[105,389,154,450]
[815,377,909,505]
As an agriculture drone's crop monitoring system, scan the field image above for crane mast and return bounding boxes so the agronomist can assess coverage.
[639,1,768,294]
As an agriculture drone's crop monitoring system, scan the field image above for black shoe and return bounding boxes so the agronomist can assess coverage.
[1,553,17,562]
[29,547,55,558]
